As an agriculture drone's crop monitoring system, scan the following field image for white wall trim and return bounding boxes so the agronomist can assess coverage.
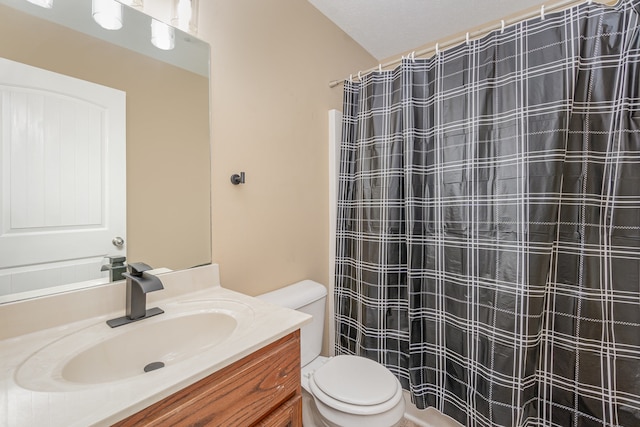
[328,109,342,356]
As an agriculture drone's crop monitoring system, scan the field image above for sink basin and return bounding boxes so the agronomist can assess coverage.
[62,312,236,384]
[15,299,254,391]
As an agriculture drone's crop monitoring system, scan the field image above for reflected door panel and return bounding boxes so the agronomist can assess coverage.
[0,58,125,296]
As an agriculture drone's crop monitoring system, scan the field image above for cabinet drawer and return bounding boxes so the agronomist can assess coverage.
[114,331,301,426]
[254,394,302,427]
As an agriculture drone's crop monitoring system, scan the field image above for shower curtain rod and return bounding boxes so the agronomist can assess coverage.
[328,0,601,88]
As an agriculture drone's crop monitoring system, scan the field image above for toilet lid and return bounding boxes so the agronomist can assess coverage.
[312,355,399,406]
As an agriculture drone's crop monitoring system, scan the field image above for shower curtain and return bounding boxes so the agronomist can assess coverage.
[335,1,640,426]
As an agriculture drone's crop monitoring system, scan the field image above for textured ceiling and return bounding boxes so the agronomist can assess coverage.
[308,0,549,60]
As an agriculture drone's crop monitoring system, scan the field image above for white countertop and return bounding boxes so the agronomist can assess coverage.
[0,266,310,426]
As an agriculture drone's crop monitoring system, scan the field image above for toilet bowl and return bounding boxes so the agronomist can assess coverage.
[306,355,405,427]
[257,280,405,427]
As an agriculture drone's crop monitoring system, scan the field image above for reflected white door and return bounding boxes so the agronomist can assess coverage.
[0,58,126,276]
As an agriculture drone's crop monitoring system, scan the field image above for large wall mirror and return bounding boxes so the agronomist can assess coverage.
[0,0,211,303]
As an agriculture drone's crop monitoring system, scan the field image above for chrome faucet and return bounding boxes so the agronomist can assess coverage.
[106,262,164,328]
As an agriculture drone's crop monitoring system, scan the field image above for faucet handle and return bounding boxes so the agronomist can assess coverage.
[128,262,153,277]
[103,255,126,267]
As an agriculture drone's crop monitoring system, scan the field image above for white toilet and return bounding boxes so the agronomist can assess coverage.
[257,280,405,427]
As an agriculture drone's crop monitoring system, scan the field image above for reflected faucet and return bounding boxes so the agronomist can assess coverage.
[106,262,164,328]
[101,255,127,282]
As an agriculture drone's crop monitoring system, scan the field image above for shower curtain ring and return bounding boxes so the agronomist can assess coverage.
[358,71,362,81]
[466,32,470,45]
[435,43,440,55]
[501,20,505,33]
[540,5,545,20]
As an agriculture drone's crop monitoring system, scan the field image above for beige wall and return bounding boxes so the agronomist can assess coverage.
[198,0,376,295]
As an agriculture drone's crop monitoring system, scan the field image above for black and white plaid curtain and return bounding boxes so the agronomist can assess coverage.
[335,1,640,426]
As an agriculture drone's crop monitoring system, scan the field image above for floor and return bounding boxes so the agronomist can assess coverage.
[301,390,463,427]
[401,409,462,427]
[401,392,463,427]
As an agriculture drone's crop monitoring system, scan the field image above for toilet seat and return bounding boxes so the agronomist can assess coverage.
[308,355,403,416]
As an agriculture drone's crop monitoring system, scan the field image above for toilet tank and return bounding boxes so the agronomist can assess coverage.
[256,280,327,367]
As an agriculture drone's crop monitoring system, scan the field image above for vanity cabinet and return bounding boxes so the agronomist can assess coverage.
[254,394,302,427]
[114,330,302,427]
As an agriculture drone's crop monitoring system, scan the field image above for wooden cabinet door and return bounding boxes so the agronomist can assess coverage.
[114,331,301,427]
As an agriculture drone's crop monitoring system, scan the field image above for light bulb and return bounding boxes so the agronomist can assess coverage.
[171,0,198,34]
[92,0,123,30]
[151,19,175,51]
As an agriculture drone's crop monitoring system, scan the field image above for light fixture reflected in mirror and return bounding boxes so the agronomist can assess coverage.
[25,0,53,8]
[151,19,175,51]
[92,0,123,30]
[171,0,198,34]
